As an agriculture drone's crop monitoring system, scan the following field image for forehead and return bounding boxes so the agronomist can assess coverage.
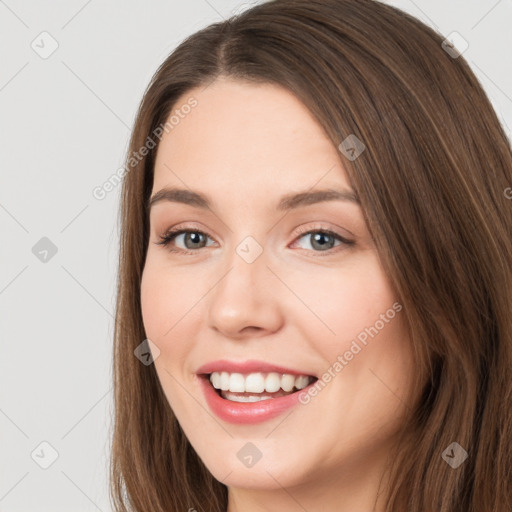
[152,77,351,197]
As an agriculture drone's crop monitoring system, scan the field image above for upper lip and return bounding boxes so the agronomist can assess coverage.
[196,359,317,377]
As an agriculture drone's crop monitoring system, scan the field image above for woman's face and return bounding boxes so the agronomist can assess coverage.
[140,77,414,495]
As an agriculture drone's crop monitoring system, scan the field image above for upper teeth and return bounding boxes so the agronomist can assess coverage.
[209,371,313,393]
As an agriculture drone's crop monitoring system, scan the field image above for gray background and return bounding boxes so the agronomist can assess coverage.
[1,1,511,510]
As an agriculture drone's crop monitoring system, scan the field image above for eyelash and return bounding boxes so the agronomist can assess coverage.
[155,224,355,256]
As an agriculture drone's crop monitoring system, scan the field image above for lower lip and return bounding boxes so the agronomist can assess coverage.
[199,375,315,424]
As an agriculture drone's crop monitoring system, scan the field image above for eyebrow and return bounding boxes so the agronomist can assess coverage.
[148,186,360,212]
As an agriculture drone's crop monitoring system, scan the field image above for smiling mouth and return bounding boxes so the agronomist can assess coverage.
[204,371,318,403]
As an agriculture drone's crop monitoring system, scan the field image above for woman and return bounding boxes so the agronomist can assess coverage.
[110,0,512,510]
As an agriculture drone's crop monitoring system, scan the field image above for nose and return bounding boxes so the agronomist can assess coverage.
[207,245,284,339]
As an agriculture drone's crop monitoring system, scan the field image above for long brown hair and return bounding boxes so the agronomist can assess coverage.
[109,1,512,510]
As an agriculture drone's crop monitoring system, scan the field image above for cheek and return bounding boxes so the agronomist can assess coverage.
[140,257,207,374]
[290,251,398,357]
[140,265,162,339]
[140,255,194,338]
[140,264,196,411]
[140,267,180,358]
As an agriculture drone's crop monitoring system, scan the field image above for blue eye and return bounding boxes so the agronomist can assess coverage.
[155,227,354,255]
[293,228,353,253]
[156,229,214,253]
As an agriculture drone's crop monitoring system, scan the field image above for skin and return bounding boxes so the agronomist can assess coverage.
[140,76,415,512]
